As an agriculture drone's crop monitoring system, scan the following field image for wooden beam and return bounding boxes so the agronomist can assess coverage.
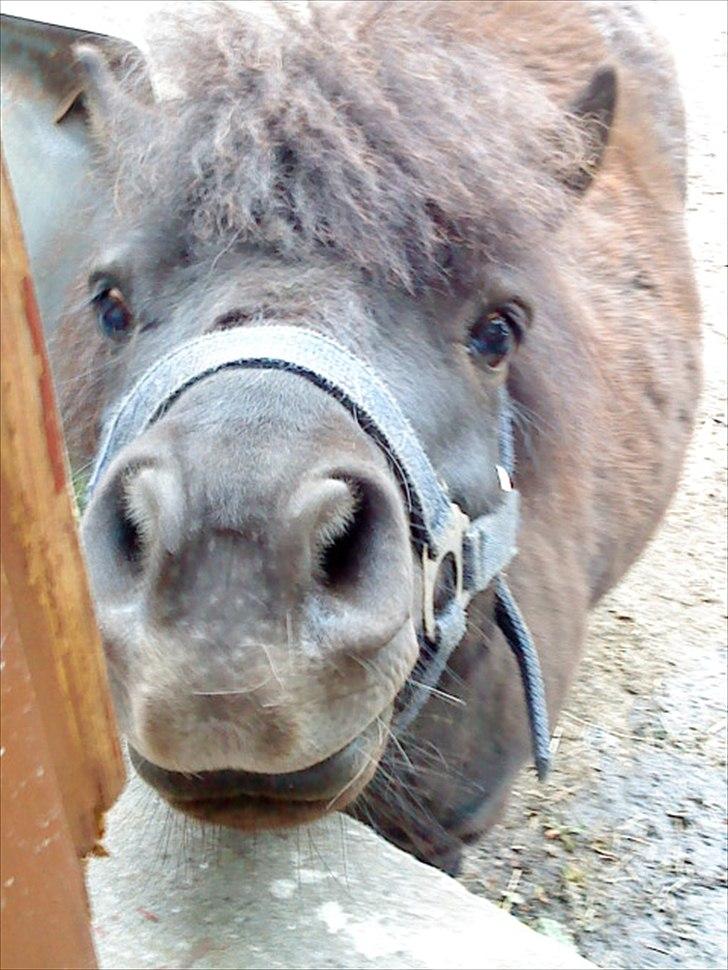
[0,156,125,859]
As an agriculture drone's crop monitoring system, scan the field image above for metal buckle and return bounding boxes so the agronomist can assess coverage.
[496,463,513,492]
[421,504,471,643]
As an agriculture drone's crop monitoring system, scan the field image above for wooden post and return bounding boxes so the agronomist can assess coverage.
[1,569,99,970]
[1,157,125,968]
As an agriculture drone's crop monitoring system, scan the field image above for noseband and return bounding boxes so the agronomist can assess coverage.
[88,326,550,778]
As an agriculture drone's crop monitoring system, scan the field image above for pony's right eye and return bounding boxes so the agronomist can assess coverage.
[92,287,134,341]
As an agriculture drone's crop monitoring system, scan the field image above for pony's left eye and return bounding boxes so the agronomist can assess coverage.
[93,287,133,341]
[468,303,528,370]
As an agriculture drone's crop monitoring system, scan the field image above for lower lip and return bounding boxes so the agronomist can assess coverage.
[167,759,379,829]
[129,713,388,826]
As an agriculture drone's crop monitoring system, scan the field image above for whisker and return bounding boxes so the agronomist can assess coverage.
[376,714,413,770]
[406,679,466,707]
[325,720,386,811]
[260,641,284,690]
[285,610,294,673]
[338,812,350,887]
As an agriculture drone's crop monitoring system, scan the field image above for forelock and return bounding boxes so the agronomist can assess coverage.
[98,0,588,291]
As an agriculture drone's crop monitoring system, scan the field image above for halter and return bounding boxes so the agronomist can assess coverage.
[87,326,550,778]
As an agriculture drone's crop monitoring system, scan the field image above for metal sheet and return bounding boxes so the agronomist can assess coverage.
[1,15,100,332]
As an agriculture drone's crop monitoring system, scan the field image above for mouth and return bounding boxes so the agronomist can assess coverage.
[129,713,388,829]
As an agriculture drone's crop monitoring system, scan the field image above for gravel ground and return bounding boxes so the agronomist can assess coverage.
[460,5,728,969]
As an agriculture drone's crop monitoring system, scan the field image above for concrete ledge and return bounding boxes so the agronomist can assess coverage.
[88,777,594,969]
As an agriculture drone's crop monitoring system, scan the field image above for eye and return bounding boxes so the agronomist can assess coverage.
[92,286,133,341]
[467,302,528,370]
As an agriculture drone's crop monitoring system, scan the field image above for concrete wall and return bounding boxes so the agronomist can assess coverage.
[88,777,593,970]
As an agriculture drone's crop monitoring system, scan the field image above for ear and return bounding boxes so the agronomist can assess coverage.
[73,42,155,139]
[74,44,119,129]
[566,66,618,194]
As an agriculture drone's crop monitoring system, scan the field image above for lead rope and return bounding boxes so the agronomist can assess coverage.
[495,391,551,780]
[494,578,551,780]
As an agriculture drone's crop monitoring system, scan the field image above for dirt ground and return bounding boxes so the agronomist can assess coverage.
[460,5,728,969]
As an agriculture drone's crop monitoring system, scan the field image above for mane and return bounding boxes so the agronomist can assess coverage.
[98,0,589,291]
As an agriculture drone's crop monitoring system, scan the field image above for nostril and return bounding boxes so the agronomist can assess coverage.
[302,469,414,657]
[113,498,145,568]
[102,463,184,574]
[318,481,368,588]
[109,470,153,571]
[83,451,187,603]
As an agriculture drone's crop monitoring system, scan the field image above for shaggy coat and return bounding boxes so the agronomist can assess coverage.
[54,1,700,871]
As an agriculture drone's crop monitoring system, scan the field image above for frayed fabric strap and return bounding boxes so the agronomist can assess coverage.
[87,325,549,776]
[89,326,455,547]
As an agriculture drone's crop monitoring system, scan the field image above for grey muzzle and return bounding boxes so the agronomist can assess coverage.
[87,325,550,777]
